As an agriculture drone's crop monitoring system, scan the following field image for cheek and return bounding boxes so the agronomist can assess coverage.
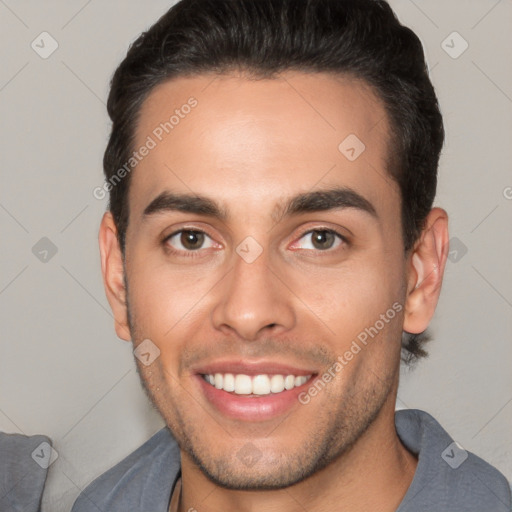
[126,253,212,340]
[292,258,403,334]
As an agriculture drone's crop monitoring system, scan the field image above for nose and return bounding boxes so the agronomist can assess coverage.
[211,246,296,341]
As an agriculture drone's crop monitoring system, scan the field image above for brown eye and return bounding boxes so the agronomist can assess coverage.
[310,230,336,250]
[291,229,345,252]
[180,230,205,250]
[165,230,214,252]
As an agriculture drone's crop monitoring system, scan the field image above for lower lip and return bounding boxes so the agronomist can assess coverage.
[195,375,315,422]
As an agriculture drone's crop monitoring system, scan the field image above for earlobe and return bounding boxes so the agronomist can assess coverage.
[403,208,449,334]
[98,212,131,342]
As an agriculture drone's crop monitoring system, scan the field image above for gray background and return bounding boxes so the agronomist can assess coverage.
[0,1,511,511]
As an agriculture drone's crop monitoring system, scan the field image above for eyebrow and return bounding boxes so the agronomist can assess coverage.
[143,192,226,220]
[283,187,377,220]
[142,187,378,222]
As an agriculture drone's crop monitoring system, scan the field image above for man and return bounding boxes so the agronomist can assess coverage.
[73,0,511,510]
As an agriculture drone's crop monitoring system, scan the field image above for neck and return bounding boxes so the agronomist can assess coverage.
[176,395,418,512]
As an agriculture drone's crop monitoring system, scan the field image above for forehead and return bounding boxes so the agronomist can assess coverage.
[129,71,396,222]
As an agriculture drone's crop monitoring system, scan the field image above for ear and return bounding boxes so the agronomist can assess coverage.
[403,207,449,334]
[98,212,131,341]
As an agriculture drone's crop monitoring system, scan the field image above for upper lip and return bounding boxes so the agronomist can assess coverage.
[192,360,317,377]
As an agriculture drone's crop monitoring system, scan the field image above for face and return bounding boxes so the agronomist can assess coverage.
[113,71,411,488]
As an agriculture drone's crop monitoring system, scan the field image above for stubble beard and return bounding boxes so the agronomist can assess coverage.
[125,279,398,490]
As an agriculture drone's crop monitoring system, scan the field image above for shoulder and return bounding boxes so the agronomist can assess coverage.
[71,427,180,512]
[0,432,52,512]
[395,409,512,511]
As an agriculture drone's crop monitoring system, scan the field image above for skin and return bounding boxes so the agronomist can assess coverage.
[99,71,449,512]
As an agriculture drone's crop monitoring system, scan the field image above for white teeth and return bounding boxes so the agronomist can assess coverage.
[252,375,271,395]
[203,373,312,395]
[270,374,285,393]
[234,374,252,394]
[295,375,308,387]
[284,375,295,390]
[223,373,235,392]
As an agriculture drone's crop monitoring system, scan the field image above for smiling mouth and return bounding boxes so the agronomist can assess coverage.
[201,373,314,396]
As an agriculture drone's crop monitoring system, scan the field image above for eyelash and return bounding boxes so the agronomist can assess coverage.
[290,228,349,254]
[162,227,349,259]
[162,229,216,259]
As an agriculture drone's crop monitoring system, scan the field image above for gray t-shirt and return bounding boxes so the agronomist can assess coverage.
[0,432,52,512]
[71,409,512,511]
